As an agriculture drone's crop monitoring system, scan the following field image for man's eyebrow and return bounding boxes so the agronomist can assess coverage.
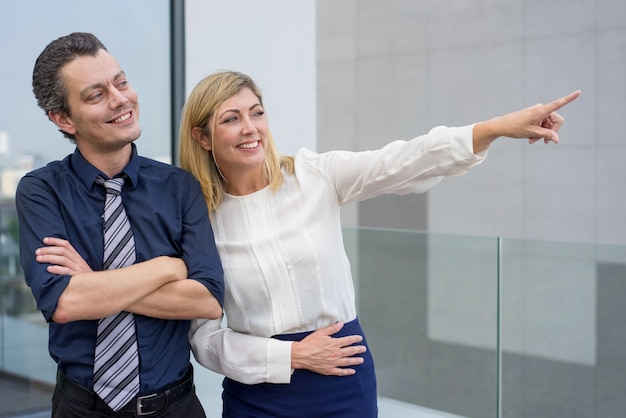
[113,70,127,81]
[79,71,126,97]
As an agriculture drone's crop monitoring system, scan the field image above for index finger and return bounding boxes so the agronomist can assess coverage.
[317,321,344,336]
[544,90,581,113]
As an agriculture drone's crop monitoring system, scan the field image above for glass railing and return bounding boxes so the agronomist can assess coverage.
[346,227,500,417]
[346,227,626,418]
[2,216,625,417]
[0,200,56,417]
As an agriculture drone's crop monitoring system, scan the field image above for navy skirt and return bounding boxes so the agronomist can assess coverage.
[222,317,378,418]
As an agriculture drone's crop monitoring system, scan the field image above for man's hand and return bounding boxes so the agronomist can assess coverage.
[36,237,93,275]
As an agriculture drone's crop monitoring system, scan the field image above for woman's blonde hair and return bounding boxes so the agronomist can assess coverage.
[178,70,294,214]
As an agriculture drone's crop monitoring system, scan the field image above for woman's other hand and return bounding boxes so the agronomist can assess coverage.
[291,321,367,376]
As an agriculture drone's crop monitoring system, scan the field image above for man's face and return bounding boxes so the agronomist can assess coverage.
[53,49,141,153]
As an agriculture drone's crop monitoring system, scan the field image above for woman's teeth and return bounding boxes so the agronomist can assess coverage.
[238,141,258,149]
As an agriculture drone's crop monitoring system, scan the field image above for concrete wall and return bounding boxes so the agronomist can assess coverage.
[316,2,626,416]
[317,0,626,246]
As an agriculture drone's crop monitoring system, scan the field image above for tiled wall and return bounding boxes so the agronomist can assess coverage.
[317,0,626,246]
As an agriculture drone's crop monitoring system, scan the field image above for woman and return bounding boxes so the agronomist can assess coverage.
[179,70,579,417]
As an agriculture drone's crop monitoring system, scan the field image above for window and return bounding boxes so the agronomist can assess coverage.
[0,1,172,415]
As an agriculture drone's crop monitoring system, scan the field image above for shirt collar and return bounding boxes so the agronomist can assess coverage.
[71,143,140,190]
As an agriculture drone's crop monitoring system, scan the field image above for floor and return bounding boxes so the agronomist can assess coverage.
[0,371,52,418]
[0,367,464,418]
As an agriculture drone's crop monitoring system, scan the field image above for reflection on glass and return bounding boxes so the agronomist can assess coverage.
[0,0,171,201]
[500,239,626,418]
[3,220,626,417]
[352,227,499,418]
[0,1,171,416]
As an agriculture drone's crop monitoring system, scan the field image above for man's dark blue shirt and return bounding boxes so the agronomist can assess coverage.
[16,143,224,393]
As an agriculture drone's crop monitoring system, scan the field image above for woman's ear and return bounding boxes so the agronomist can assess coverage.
[48,110,77,136]
[191,127,212,151]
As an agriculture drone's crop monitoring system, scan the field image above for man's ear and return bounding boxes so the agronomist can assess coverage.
[48,110,77,136]
[191,127,212,151]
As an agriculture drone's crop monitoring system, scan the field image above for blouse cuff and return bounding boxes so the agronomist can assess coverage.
[266,339,294,383]
[450,124,489,161]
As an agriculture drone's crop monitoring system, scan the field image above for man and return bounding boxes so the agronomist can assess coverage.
[16,32,224,417]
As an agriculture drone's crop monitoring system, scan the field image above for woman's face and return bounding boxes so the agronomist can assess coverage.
[208,87,268,178]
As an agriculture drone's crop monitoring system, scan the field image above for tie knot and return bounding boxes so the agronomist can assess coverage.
[96,176,125,196]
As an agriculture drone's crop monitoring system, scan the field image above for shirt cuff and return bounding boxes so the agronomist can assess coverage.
[266,339,294,383]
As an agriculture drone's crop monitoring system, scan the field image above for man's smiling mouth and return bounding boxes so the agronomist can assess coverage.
[110,112,131,123]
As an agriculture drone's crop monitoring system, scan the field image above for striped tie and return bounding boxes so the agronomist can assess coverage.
[93,176,140,411]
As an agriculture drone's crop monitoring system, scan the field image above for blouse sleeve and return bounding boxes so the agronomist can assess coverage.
[189,317,294,384]
[301,124,487,205]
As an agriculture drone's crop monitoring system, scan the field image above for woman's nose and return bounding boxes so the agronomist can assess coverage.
[241,116,257,134]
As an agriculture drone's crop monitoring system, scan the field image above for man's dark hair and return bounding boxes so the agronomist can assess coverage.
[32,32,107,140]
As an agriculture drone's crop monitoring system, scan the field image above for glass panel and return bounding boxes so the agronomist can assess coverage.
[350,227,499,418]
[0,1,172,167]
[0,1,171,416]
[6,202,626,417]
[500,239,626,418]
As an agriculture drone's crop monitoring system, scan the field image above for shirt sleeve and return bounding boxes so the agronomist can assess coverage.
[302,124,487,205]
[180,176,225,306]
[15,174,72,322]
[189,317,293,384]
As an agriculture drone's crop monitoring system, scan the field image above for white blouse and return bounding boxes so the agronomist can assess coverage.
[189,125,487,384]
